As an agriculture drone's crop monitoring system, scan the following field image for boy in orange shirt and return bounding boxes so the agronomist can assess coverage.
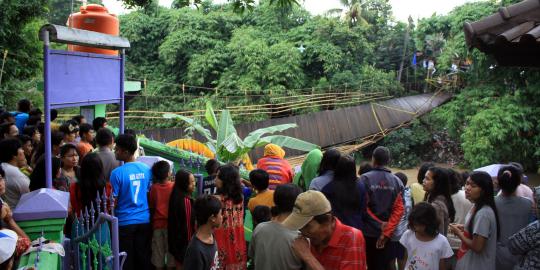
[247,169,275,213]
[149,161,175,270]
[76,123,94,159]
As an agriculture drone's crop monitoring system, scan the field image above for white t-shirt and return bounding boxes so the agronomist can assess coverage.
[399,229,454,270]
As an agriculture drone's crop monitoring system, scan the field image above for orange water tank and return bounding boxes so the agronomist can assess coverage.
[68,4,119,55]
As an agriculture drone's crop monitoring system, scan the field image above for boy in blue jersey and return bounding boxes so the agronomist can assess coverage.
[110,134,153,270]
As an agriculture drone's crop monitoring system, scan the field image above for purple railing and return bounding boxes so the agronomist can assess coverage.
[66,190,123,270]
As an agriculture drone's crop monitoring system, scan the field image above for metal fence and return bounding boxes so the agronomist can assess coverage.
[65,191,123,270]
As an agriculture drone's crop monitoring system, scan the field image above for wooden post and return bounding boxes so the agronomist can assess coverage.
[182,83,186,103]
[0,50,8,88]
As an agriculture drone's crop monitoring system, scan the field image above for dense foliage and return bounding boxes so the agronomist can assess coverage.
[119,0,408,129]
[4,0,539,170]
[381,0,540,171]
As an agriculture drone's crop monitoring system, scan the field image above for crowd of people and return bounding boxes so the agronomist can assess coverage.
[0,99,539,270]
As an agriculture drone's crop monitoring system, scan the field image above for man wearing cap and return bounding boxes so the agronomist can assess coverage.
[285,190,367,270]
[0,229,18,269]
[360,146,404,270]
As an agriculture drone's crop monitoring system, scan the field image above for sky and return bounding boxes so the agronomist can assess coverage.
[101,0,477,22]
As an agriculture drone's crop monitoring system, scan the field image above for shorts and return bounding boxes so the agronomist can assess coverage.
[151,229,176,268]
[387,241,406,260]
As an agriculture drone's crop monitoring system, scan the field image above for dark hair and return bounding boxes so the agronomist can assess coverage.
[95,128,114,147]
[205,159,220,175]
[460,171,470,185]
[448,169,463,195]
[426,167,456,222]
[272,184,302,216]
[29,108,42,117]
[408,202,440,237]
[0,122,16,139]
[174,169,193,195]
[51,131,63,146]
[0,138,21,163]
[17,99,31,113]
[152,161,171,183]
[497,165,521,195]
[0,255,14,270]
[395,172,408,186]
[467,171,500,239]
[60,143,78,158]
[17,134,32,145]
[78,153,106,209]
[50,109,58,121]
[508,162,524,173]
[37,122,45,137]
[124,129,137,136]
[249,169,269,191]
[252,205,271,227]
[30,156,61,191]
[417,162,435,184]
[372,146,390,166]
[358,161,373,175]
[92,117,107,131]
[72,115,85,125]
[0,112,14,124]
[59,120,79,135]
[26,115,41,126]
[79,123,93,137]
[0,165,4,177]
[329,155,361,211]
[193,195,222,225]
[33,131,63,163]
[217,164,243,204]
[318,148,340,175]
[23,125,38,138]
[115,134,137,155]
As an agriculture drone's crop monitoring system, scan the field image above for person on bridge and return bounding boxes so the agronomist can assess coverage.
[256,144,293,190]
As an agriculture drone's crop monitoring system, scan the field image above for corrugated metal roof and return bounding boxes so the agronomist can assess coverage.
[463,0,540,66]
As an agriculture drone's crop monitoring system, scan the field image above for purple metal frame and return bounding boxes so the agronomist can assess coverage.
[42,32,125,188]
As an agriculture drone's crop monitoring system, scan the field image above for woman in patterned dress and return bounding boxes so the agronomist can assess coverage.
[214,164,247,270]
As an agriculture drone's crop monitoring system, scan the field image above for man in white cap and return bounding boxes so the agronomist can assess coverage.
[0,229,18,270]
[284,190,367,270]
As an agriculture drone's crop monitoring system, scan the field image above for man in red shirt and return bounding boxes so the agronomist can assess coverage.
[283,190,367,270]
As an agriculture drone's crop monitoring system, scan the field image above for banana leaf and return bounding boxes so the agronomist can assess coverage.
[205,102,219,132]
[243,123,298,148]
[163,113,216,148]
[216,110,236,149]
[219,133,245,157]
[259,135,320,152]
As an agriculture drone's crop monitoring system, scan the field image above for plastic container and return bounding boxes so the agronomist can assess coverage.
[67,4,119,55]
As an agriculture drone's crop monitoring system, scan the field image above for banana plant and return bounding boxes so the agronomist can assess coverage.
[163,102,319,163]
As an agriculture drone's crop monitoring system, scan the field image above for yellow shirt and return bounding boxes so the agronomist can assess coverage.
[248,189,275,213]
[410,182,426,205]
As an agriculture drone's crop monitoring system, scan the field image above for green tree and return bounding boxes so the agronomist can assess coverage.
[47,0,103,25]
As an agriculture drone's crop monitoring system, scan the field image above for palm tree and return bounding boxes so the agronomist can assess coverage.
[326,0,370,26]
